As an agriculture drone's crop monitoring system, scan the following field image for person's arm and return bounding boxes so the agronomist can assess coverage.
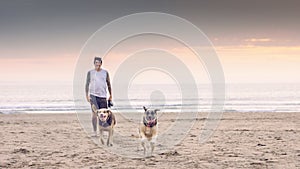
[85,71,91,102]
[106,71,112,100]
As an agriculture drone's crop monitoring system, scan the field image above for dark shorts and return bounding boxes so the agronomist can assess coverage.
[90,95,107,109]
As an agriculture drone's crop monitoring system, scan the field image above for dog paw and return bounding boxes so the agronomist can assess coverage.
[107,141,113,146]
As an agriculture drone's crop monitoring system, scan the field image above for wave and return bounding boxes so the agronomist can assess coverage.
[1,99,300,114]
[1,83,300,114]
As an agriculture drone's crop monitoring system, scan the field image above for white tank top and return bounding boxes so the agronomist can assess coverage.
[88,69,108,98]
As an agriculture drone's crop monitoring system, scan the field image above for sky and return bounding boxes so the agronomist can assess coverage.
[1,0,300,85]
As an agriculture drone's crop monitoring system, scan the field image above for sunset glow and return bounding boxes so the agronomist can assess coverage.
[1,1,299,85]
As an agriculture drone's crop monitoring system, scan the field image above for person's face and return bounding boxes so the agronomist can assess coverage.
[94,60,102,70]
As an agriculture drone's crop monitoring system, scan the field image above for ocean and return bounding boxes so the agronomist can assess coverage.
[0,83,300,114]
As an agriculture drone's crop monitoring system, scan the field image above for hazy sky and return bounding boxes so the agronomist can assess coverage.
[1,0,300,84]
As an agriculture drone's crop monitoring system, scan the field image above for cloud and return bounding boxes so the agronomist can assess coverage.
[244,38,272,42]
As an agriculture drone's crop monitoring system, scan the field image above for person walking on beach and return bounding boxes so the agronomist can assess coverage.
[85,57,113,136]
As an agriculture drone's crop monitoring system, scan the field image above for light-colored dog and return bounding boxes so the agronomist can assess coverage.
[139,106,159,156]
[92,105,116,146]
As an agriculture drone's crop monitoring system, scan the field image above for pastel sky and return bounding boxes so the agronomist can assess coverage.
[1,0,300,85]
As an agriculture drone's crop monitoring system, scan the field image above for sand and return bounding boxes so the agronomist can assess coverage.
[0,112,299,169]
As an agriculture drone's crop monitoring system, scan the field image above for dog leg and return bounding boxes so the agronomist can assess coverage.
[92,113,97,135]
[107,128,113,146]
[150,135,157,156]
[150,142,154,156]
[110,128,114,146]
[99,129,104,145]
[141,137,146,156]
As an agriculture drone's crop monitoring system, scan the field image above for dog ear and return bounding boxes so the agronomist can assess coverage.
[154,109,160,112]
[107,109,112,115]
[143,106,147,111]
[92,104,98,113]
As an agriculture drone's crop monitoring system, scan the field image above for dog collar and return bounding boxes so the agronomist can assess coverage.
[99,120,110,127]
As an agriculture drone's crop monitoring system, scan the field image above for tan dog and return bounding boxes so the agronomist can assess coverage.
[92,105,116,146]
[139,106,159,156]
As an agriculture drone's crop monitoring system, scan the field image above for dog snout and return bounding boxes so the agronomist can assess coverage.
[98,113,107,119]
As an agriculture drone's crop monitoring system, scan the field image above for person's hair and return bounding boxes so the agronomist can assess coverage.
[94,57,102,64]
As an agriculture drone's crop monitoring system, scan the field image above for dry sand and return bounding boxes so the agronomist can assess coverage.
[0,112,299,168]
